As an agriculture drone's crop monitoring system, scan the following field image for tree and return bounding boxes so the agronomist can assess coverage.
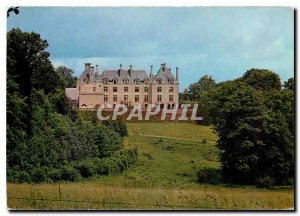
[182,75,216,101]
[239,68,281,91]
[283,78,294,91]
[203,79,294,186]
[7,28,62,136]
[56,66,77,88]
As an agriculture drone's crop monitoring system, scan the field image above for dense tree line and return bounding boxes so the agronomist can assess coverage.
[199,69,294,187]
[7,28,135,183]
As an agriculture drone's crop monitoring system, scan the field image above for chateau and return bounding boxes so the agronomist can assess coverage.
[66,63,179,110]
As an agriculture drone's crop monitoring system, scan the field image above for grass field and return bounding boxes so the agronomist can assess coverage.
[7,122,294,210]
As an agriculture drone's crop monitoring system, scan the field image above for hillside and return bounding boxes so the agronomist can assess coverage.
[7,122,294,210]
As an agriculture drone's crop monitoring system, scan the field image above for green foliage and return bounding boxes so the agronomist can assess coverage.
[7,28,134,183]
[94,125,123,158]
[239,68,281,91]
[61,165,81,182]
[283,77,294,91]
[197,168,220,184]
[202,75,294,187]
[56,66,77,88]
[102,120,129,137]
[182,75,216,101]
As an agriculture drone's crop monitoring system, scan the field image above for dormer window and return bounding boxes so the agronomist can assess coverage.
[144,78,149,84]
[134,79,139,84]
[103,79,108,84]
[124,79,129,84]
[113,79,118,84]
[168,79,174,84]
[157,79,162,85]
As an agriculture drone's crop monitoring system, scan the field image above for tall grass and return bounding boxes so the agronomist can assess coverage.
[7,122,294,210]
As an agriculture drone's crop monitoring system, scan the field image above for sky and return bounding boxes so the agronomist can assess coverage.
[7,7,294,92]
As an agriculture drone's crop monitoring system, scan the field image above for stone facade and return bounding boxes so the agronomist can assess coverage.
[66,63,179,110]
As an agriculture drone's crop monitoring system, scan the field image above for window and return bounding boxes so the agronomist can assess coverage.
[103,79,108,84]
[104,86,108,92]
[93,87,96,92]
[134,79,139,84]
[157,95,162,102]
[104,95,108,102]
[144,79,149,84]
[113,79,118,84]
[135,87,139,92]
[135,95,139,102]
[124,79,129,84]
[113,87,118,92]
[157,79,162,84]
[144,87,149,92]
[113,95,117,102]
[169,79,174,84]
[169,95,173,102]
[144,95,148,102]
[124,95,128,102]
[157,87,162,92]
[124,87,128,92]
[169,87,173,92]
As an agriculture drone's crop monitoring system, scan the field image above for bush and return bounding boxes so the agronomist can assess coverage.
[75,160,96,178]
[94,125,123,158]
[197,168,220,184]
[31,167,47,183]
[48,168,62,182]
[7,169,31,183]
[256,176,276,188]
[103,120,128,137]
[61,165,81,181]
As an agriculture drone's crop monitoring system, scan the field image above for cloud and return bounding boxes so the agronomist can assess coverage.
[9,7,294,91]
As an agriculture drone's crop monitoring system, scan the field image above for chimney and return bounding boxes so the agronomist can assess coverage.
[161,63,166,72]
[96,64,99,73]
[176,67,179,81]
[90,66,94,74]
[129,65,132,77]
[120,64,122,70]
[150,65,153,76]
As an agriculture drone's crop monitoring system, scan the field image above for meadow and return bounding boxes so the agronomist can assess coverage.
[7,122,294,210]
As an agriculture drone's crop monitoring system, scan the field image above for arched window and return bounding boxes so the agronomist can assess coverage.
[113,79,118,84]
[168,79,174,84]
[103,79,108,84]
[157,79,162,84]
[134,78,139,84]
[81,104,87,108]
[123,79,129,84]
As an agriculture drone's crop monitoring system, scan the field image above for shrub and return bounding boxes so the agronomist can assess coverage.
[103,120,128,137]
[31,167,47,183]
[256,176,276,189]
[48,168,62,182]
[197,168,220,184]
[75,160,96,178]
[94,125,123,158]
[61,165,81,181]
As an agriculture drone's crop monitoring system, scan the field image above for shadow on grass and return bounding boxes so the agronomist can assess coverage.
[197,167,221,185]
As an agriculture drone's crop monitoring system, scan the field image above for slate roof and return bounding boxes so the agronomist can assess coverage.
[152,66,176,83]
[98,69,149,82]
[65,88,78,100]
[78,64,177,84]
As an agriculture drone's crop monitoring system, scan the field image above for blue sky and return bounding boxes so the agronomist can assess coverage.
[7,7,294,92]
